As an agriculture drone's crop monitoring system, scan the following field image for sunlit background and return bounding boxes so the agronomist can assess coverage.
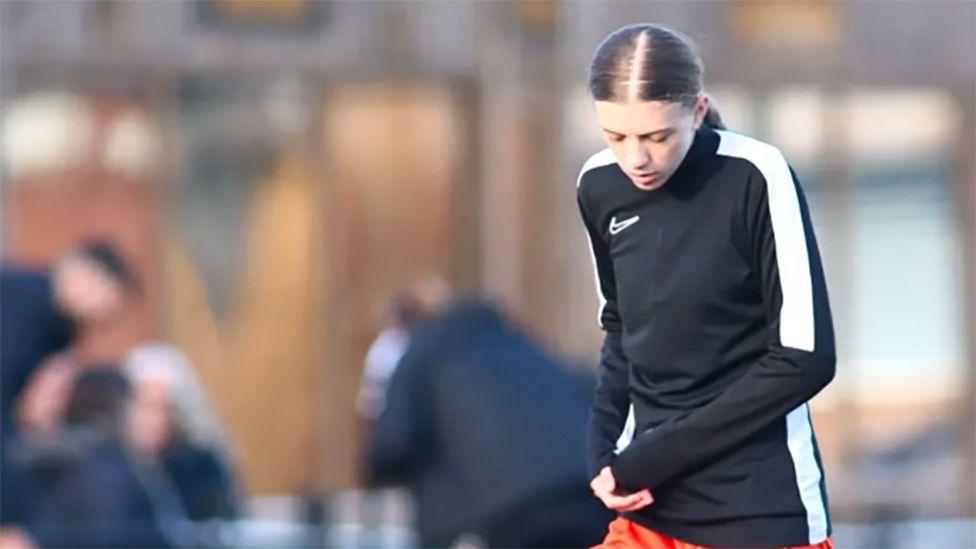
[1,1,974,548]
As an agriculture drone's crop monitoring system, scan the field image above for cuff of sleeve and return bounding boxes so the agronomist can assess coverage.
[609,460,637,493]
[589,452,614,480]
[610,450,650,493]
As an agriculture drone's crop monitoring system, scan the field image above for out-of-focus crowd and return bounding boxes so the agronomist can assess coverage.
[1,241,240,549]
[0,241,617,549]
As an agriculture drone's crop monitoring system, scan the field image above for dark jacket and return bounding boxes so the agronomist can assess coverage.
[577,125,835,548]
[1,267,76,432]
[1,266,76,526]
[29,439,178,548]
[163,440,239,522]
[366,299,606,547]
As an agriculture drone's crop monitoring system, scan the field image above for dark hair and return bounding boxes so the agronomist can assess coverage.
[589,24,726,130]
[64,366,132,434]
[73,239,141,296]
[390,293,425,329]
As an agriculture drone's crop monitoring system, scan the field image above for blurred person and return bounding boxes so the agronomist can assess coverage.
[1,240,139,426]
[124,343,240,524]
[577,25,836,549]
[1,240,138,528]
[5,354,85,515]
[357,291,433,421]
[357,275,451,421]
[27,367,181,548]
[365,297,614,548]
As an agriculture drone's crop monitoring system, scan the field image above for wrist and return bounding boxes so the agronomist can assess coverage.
[609,461,636,493]
[589,453,615,480]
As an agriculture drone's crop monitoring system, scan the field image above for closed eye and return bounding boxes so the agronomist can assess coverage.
[604,128,675,143]
[642,131,673,143]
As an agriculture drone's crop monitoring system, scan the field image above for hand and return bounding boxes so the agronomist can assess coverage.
[16,357,77,436]
[590,466,653,511]
[0,528,36,549]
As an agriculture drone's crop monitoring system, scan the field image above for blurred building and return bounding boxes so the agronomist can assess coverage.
[1,1,973,542]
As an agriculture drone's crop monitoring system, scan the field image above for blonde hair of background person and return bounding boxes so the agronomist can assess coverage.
[124,343,233,457]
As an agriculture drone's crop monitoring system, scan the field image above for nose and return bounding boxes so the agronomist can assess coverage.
[626,141,650,171]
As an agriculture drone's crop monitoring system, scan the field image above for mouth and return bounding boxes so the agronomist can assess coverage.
[630,172,662,189]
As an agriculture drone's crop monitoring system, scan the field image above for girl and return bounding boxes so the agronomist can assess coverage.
[577,24,836,549]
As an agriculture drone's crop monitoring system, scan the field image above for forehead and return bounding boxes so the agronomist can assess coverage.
[65,256,116,283]
[593,100,689,134]
[62,258,128,301]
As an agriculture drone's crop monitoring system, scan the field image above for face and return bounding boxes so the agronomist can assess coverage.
[593,95,708,191]
[53,256,127,324]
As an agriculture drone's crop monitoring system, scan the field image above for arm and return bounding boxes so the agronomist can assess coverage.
[611,164,836,491]
[363,334,432,486]
[578,190,633,480]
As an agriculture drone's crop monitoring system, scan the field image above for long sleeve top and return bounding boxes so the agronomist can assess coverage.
[577,125,836,548]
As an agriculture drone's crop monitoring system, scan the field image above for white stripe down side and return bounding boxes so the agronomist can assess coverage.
[576,148,618,329]
[717,130,827,544]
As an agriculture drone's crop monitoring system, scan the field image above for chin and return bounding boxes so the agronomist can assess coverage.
[631,176,667,191]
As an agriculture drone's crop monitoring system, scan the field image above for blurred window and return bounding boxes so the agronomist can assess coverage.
[768,87,825,170]
[708,85,757,137]
[844,88,963,404]
[198,0,327,31]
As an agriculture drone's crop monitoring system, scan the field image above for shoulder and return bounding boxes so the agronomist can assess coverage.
[1,267,56,316]
[576,148,618,191]
[365,328,409,371]
[714,130,795,188]
[576,149,625,220]
[368,328,409,356]
[1,266,50,291]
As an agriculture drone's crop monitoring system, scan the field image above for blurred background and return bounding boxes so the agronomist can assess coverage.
[0,1,973,548]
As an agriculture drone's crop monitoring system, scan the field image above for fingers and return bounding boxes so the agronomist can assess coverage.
[597,490,642,510]
[599,493,640,511]
[591,467,654,511]
[593,488,654,511]
[613,490,654,511]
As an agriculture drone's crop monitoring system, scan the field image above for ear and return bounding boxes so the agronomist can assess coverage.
[693,94,710,130]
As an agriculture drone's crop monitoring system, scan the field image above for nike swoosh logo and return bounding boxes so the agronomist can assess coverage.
[608,215,640,235]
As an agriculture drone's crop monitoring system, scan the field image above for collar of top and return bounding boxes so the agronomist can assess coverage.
[662,124,720,195]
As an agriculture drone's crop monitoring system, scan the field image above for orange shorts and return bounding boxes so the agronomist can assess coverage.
[594,517,835,549]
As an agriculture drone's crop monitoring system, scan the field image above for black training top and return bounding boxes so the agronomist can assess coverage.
[577,124,835,548]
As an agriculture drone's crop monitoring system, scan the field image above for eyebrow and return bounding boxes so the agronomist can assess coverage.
[602,127,675,138]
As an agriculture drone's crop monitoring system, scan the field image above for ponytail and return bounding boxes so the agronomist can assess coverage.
[703,103,726,130]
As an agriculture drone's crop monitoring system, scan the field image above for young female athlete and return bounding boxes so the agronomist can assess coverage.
[577,24,836,549]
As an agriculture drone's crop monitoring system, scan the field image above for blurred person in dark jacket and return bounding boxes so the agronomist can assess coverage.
[357,293,427,422]
[357,275,449,422]
[364,298,613,548]
[25,367,182,548]
[1,240,138,529]
[123,343,240,525]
